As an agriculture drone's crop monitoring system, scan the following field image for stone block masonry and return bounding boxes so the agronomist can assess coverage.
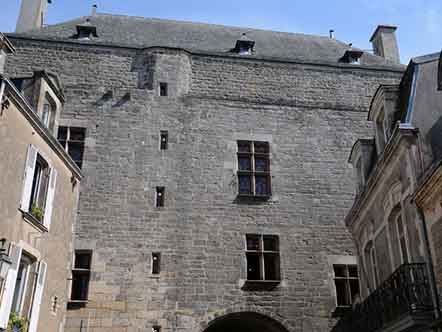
[6,37,403,332]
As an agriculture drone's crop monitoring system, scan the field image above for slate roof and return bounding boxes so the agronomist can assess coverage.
[8,13,401,67]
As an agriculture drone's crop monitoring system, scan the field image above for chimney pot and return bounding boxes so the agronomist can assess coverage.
[92,4,98,16]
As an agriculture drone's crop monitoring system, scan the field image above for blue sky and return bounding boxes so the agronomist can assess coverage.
[1,0,441,63]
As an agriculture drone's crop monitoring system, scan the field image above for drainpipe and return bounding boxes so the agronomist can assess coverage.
[416,206,442,329]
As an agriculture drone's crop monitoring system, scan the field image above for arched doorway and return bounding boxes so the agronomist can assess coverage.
[203,312,289,332]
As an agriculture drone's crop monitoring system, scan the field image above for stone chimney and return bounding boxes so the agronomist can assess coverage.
[370,25,400,64]
[16,0,51,33]
[0,34,15,74]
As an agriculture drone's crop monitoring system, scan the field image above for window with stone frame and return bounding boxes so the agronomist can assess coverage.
[237,141,271,197]
[29,154,50,222]
[70,251,92,302]
[245,234,280,281]
[57,126,86,169]
[333,264,360,307]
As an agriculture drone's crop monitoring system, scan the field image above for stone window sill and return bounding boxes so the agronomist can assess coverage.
[20,209,48,233]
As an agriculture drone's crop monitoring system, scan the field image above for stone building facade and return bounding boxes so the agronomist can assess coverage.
[3,2,407,331]
[336,52,442,332]
[0,34,82,332]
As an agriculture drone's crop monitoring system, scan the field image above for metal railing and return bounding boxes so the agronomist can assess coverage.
[332,263,434,332]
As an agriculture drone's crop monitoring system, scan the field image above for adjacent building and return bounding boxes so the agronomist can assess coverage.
[338,51,442,331]
[1,1,414,331]
[0,33,82,332]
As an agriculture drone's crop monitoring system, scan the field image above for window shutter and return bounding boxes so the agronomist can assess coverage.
[43,167,57,229]
[28,261,47,332]
[0,245,22,329]
[20,145,37,212]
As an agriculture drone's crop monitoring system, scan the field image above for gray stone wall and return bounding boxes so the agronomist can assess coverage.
[6,38,403,332]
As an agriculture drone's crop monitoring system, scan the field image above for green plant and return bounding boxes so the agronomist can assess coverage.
[30,203,44,221]
[7,312,28,332]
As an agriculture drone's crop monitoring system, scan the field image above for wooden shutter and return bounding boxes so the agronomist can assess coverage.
[0,245,22,329]
[43,167,57,229]
[28,261,47,332]
[20,145,37,212]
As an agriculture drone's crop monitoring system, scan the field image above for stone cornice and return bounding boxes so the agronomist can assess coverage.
[1,75,82,180]
[345,124,419,229]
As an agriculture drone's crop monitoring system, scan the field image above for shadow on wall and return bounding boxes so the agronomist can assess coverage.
[428,116,442,162]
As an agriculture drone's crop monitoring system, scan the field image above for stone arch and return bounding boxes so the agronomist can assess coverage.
[198,306,293,332]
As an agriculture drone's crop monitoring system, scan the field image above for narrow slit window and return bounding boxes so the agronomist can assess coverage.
[160,131,168,150]
[156,187,165,207]
[159,83,168,97]
[152,253,161,275]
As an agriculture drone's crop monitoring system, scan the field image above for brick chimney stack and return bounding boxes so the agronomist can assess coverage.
[16,0,51,33]
[370,25,400,64]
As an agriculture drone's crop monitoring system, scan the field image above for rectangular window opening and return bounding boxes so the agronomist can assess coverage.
[152,253,161,275]
[160,131,168,150]
[245,234,280,281]
[237,141,271,197]
[152,326,161,332]
[57,126,86,169]
[159,83,168,97]
[156,187,165,207]
[333,264,360,308]
[70,251,92,302]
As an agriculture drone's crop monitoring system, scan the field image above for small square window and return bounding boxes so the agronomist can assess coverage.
[152,326,161,332]
[159,83,168,97]
[160,131,168,150]
[152,253,161,275]
[156,187,165,207]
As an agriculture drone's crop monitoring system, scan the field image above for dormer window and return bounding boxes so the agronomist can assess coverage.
[341,50,363,64]
[232,33,255,55]
[75,19,98,40]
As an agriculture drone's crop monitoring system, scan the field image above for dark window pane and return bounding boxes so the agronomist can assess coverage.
[238,141,251,153]
[238,156,251,171]
[238,175,252,195]
[246,253,261,280]
[255,176,269,196]
[263,235,278,251]
[156,187,165,207]
[255,158,268,172]
[75,252,91,269]
[246,235,260,251]
[264,253,280,280]
[71,272,90,301]
[335,279,350,306]
[348,265,358,278]
[334,265,347,278]
[350,279,360,302]
[57,126,68,141]
[254,142,269,154]
[160,131,168,150]
[68,142,84,163]
[70,127,86,141]
[152,253,161,274]
[159,83,168,96]
[400,238,408,263]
